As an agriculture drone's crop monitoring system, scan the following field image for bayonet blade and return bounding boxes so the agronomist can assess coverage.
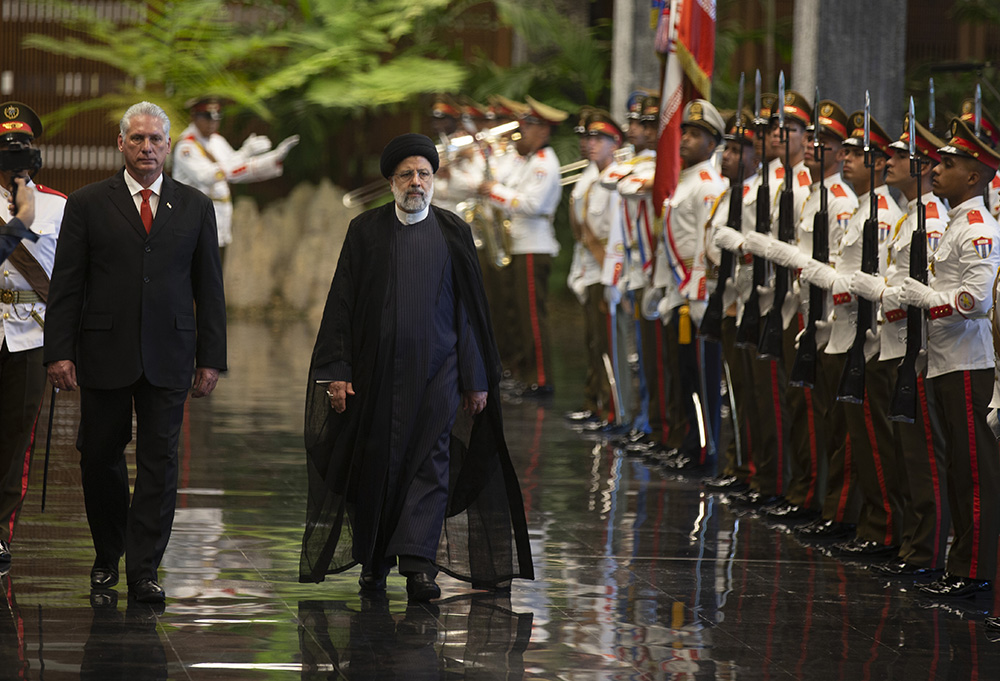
[929,77,936,132]
[754,69,761,119]
[863,90,871,153]
[975,83,983,138]
[778,71,785,129]
[909,96,917,159]
[737,72,745,132]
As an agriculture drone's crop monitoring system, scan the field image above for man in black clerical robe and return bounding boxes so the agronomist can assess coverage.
[299,133,533,601]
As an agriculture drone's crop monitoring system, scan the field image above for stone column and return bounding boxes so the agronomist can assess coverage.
[793,0,908,133]
[611,0,661,123]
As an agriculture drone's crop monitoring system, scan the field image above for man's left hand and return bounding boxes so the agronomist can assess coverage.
[192,367,220,398]
[478,180,497,196]
[462,390,488,415]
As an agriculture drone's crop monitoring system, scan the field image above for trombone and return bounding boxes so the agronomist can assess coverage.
[342,121,521,208]
[559,145,635,186]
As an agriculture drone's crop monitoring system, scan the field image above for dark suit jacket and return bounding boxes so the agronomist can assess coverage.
[44,168,227,390]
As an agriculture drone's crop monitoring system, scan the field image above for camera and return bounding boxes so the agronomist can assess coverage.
[0,136,42,175]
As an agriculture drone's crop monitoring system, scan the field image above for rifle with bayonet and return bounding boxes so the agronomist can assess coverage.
[789,88,828,387]
[837,91,877,403]
[758,72,793,359]
[701,72,746,343]
[736,70,769,348]
[888,99,927,422]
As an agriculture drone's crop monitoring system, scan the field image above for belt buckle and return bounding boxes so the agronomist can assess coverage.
[0,290,13,304]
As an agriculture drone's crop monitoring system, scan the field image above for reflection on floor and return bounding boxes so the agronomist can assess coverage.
[5,319,999,679]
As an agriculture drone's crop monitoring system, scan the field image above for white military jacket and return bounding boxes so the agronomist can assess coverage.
[879,192,949,361]
[923,196,999,378]
[484,145,561,256]
[0,179,64,352]
[655,158,725,323]
[600,149,656,291]
[825,185,902,357]
[172,124,285,247]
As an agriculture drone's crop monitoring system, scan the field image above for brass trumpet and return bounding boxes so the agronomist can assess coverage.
[342,121,520,208]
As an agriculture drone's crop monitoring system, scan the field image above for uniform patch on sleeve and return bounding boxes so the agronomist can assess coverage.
[878,221,890,244]
[181,148,191,157]
[926,202,939,220]
[831,184,847,198]
[973,235,993,258]
[956,291,976,314]
[968,209,984,224]
[837,212,852,231]
[699,170,712,181]
[927,230,942,252]
[797,170,810,187]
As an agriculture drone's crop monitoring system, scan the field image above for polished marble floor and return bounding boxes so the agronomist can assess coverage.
[5,316,1000,680]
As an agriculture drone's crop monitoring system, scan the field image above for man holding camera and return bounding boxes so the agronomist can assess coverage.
[0,101,65,570]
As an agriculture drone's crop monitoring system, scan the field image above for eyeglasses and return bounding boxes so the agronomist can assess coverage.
[394,169,433,182]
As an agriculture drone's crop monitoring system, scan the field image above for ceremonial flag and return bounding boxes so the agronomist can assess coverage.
[652,0,716,216]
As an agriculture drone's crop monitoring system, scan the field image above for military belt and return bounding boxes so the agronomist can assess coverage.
[0,288,42,305]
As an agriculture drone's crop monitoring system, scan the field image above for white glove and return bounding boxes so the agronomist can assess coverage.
[274,135,300,160]
[799,259,838,290]
[714,226,745,253]
[240,133,273,156]
[899,276,947,310]
[849,271,887,302]
[767,240,809,269]
[604,285,621,306]
[743,231,772,257]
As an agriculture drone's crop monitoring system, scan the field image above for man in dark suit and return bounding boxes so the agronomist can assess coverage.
[44,101,227,604]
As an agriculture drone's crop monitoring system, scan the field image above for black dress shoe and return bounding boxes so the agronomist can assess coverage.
[359,569,388,592]
[0,539,10,564]
[90,565,119,589]
[985,616,1000,631]
[405,573,441,602]
[703,475,749,493]
[129,578,166,603]
[832,539,898,557]
[794,518,856,540]
[917,573,992,599]
[565,409,595,422]
[874,560,943,577]
[519,384,554,398]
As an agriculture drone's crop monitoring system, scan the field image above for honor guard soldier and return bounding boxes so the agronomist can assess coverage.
[901,117,1000,598]
[741,90,815,511]
[796,110,902,553]
[958,97,1000,219]
[0,102,65,568]
[431,94,484,216]
[601,92,666,443]
[653,99,726,468]
[479,96,566,396]
[766,99,862,531]
[172,96,299,262]
[703,110,760,492]
[567,112,623,424]
[852,113,950,576]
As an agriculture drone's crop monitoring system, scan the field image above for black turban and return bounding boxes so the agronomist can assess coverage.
[379,133,440,178]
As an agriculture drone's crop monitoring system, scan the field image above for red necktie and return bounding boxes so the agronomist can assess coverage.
[140,189,153,233]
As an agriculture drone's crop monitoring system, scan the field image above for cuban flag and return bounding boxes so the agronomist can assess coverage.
[973,236,993,259]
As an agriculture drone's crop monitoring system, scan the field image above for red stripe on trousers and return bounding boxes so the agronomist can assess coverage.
[804,387,818,507]
[836,433,853,522]
[8,406,41,542]
[917,376,943,565]
[863,390,893,545]
[963,371,982,575]
[525,254,546,386]
[770,361,784,491]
